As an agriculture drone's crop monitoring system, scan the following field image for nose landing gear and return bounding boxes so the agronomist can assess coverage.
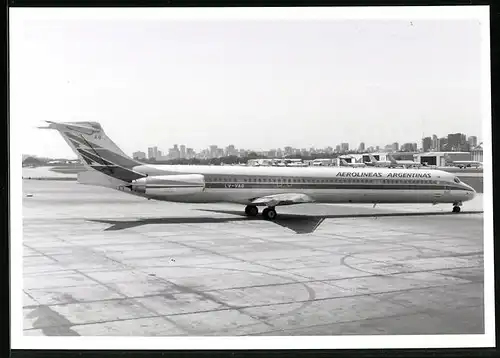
[452,201,462,213]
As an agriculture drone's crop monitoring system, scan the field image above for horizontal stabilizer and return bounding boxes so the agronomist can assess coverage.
[77,170,124,188]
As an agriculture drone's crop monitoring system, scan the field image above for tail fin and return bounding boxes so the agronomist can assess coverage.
[368,154,378,163]
[387,154,397,164]
[340,158,348,166]
[39,121,146,183]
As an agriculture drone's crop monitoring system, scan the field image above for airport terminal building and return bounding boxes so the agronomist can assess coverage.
[414,151,477,167]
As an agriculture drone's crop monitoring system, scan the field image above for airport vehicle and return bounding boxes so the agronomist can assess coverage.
[387,154,423,168]
[40,121,476,219]
[339,158,366,168]
[444,154,483,169]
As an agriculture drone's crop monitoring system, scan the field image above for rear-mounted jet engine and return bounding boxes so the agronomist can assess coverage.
[128,174,205,196]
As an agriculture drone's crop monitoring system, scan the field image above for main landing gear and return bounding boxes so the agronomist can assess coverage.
[452,202,462,213]
[262,207,277,220]
[245,205,259,217]
[244,205,278,220]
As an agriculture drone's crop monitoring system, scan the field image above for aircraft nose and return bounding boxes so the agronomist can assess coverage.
[465,183,476,198]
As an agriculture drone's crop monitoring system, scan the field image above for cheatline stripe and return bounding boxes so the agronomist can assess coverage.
[144,184,204,187]
[77,149,112,166]
[66,132,140,168]
[203,183,471,191]
[133,185,205,189]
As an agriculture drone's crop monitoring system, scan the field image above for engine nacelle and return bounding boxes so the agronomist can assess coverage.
[129,174,205,197]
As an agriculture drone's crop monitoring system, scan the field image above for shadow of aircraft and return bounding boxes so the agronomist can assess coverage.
[87,208,483,234]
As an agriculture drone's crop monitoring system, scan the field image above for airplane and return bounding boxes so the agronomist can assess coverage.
[387,154,423,168]
[339,158,366,168]
[444,154,482,169]
[364,154,394,168]
[39,121,476,218]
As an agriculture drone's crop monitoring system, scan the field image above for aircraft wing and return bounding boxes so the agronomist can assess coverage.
[251,193,314,207]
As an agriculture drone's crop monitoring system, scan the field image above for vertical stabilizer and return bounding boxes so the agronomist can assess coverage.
[39,121,147,184]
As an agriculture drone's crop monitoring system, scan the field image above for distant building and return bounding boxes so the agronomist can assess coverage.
[468,136,478,148]
[340,143,349,152]
[422,137,432,152]
[391,142,399,152]
[432,134,439,151]
[335,145,341,153]
[147,146,158,160]
[358,142,365,152]
[447,133,468,151]
[209,145,218,159]
[133,151,146,160]
[471,145,483,162]
[439,137,447,151]
[415,151,471,167]
[180,145,186,159]
[401,143,417,152]
[226,144,237,157]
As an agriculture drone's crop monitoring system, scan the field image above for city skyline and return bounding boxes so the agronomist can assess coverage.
[11,13,484,159]
[21,128,481,161]
[130,130,479,161]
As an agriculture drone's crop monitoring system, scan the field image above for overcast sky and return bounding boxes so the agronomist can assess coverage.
[11,11,485,158]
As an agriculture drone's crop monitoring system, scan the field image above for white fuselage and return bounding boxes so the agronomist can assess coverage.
[449,161,483,168]
[123,164,476,206]
[391,160,422,168]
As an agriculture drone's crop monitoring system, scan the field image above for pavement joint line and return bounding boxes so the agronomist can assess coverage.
[23,280,482,310]
[22,181,485,335]
[24,244,189,331]
[246,303,486,336]
[39,232,280,331]
[23,264,483,290]
[23,299,484,334]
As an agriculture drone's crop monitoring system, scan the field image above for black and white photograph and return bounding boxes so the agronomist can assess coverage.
[9,6,494,350]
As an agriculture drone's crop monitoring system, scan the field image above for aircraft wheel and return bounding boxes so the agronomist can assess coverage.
[452,206,461,213]
[245,205,258,216]
[262,207,277,220]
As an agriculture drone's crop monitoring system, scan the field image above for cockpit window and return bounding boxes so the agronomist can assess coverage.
[454,177,461,184]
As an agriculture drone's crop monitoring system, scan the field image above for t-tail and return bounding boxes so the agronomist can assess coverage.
[39,121,147,187]
[368,154,379,163]
[387,154,398,164]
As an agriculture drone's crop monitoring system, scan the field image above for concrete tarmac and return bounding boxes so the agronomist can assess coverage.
[22,180,484,336]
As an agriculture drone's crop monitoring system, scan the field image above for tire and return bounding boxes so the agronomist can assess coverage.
[452,206,461,213]
[245,205,258,216]
[263,208,277,220]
